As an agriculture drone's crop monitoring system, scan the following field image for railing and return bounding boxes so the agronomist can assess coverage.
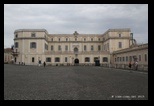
[11,52,19,56]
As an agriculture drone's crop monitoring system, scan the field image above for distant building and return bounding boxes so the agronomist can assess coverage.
[4,48,13,63]
[12,28,148,66]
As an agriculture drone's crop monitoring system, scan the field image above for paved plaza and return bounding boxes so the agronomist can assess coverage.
[4,64,148,100]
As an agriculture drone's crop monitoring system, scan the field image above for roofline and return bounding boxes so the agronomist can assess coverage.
[14,29,48,34]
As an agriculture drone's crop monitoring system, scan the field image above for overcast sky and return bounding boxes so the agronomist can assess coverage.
[4,4,148,48]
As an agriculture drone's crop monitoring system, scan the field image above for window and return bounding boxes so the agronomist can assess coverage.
[119,42,122,48]
[51,38,54,41]
[123,57,125,61]
[94,57,98,62]
[58,45,61,51]
[115,58,116,62]
[85,57,90,62]
[46,57,51,62]
[103,57,108,62]
[66,38,68,41]
[98,38,100,41]
[32,57,34,62]
[117,57,119,62]
[30,42,36,48]
[15,42,18,48]
[119,34,121,37]
[65,57,67,62]
[84,45,86,51]
[75,38,77,41]
[15,34,18,38]
[51,45,54,51]
[59,38,60,42]
[98,45,101,51]
[91,45,93,51]
[120,57,121,62]
[65,45,68,51]
[45,44,48,50]
[126,56,128,62]
[145,54,147,61]
[84,38,86,41]
[74,47,78,53]
[129,56,132,62]
[139,55,141,61]
[55,57,60,62]
[91,38,93,41]
[31,33,36,37]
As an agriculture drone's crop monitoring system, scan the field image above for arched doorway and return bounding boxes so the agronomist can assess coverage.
[74,58,79,64]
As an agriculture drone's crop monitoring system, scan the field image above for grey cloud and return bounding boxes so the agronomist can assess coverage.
[4,4,148,47]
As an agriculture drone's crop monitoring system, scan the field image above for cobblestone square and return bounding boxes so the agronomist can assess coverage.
[4,64,148,100]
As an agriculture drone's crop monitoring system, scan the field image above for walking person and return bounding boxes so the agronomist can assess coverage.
[43,61,46,68]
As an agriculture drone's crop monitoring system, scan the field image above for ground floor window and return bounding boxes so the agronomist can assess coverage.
[55,57,60,62]
[65,57,67,62]
[85,57,90,62]
[103,57,108,62]
[32,57,34,62]
[46,57,51,62]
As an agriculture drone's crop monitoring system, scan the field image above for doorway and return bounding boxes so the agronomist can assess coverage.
[74,58,79,64]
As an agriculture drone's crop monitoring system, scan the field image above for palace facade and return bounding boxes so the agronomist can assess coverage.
[12,28,148,66]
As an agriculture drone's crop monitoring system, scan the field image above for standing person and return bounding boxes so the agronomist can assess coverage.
[43,61,46,68]
[129,61,132,73]
[135,61,138,70]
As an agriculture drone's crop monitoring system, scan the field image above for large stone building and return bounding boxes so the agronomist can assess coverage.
[12,28,148,66]
[4,48,13,63]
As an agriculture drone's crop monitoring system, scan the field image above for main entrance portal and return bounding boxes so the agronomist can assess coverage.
[74,58,79,65]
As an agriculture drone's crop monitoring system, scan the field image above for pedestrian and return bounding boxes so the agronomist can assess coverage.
[135,61,138,70]
[129,61,132,73]
[129,61,131,68]
[43,61,46,68]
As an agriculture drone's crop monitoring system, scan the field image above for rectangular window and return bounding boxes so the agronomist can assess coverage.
[129,56,132,62]
[119,34,121,37]
[84,45,86,51]
[46,57,51,62]
[115,58,116,62]
[55,57,60,62]
[58,45,61,51]
[15,34,18,38]
[30,42,36,48]
[98,38,100,41]
[31,33,36,37]
[126,56,128,62]
[91,45,93,51]
[119,42,122,48]
[51,45,54,51]
[32,57,34,62]
[91,38,93,41]
[65,45,68,51]
[59,38,60,42]
[103,57,108,62]
[84,38,86,41]
[120,57,121,62]
[85,57,90,62]
[66,38,68,41]
[45,44,48,50]
[65,57,67,62]
[117,57,119,62]
[139,55,141,61]
[145,54,147,61]
[15,42,18,48]
[123,57,125,62]
[98,45,101,51]
[51,38,53,41]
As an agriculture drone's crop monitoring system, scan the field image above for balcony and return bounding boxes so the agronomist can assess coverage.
[12,51,19,56]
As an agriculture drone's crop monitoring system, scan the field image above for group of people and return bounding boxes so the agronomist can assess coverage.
[38,60,46,67]
[129,61,138,71]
